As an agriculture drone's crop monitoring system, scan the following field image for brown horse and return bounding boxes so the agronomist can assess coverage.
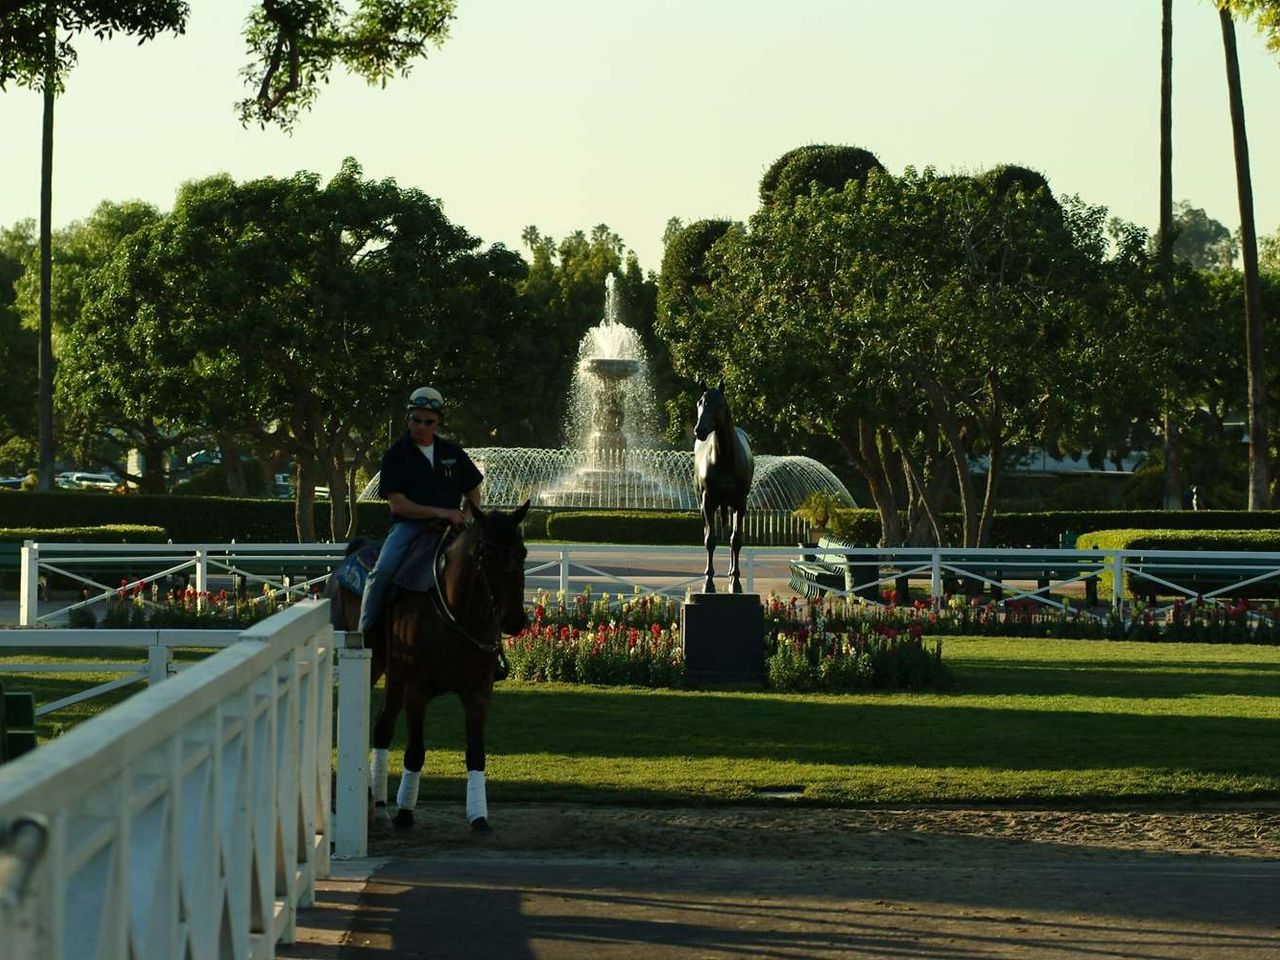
[693,382,755,593]
[327,502,529,834]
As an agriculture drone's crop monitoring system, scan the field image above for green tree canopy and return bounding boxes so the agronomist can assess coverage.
[660,155,1154,546]
[66,160,486,538]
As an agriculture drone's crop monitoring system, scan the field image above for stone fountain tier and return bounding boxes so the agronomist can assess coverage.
[585,357,641,380]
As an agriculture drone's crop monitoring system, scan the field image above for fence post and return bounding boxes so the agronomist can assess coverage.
[559,551,569,596]
[18,541,38,627]
[334,637,371,859]
[146,637,172,685]
[1111,553,1125,616]
[931,550,943,605]
[195,548,209,610]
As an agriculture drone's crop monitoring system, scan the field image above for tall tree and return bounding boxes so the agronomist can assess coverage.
[1217,3,1268,509]
[69,162,484,540]
[1158,0,1183,511]
[1,1,456,488]
[2,2,187,489]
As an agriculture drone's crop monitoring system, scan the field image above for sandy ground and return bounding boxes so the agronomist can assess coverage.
[367,801,1280,863]
[280,802,1280,959]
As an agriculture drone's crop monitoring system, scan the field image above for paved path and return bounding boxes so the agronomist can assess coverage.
[281,805,1280,959]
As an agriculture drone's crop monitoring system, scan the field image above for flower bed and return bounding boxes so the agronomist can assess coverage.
[68,580,306,629]
[504,588,951,693]
[843,590,1280,645]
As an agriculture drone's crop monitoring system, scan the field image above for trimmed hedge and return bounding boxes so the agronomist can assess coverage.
[830,508,1280,548]
[546,511,704,545]
[1074,528,1280,552]
[1074,528,1280,601]
[0,525,169,544]
[0,491,394,543]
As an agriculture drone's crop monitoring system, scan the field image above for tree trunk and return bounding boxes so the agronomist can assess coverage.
[915,369,977,546]
[141,419,167,494]
[326,444,350,544]
[1158,0,1183,512]
[1161,411,1183,510]
[216,432,249,496]
[1219,7,1269,510]
[836,420,902,546]
[295,459,317,542]
[37,24,54,491]
[345,459,361,540]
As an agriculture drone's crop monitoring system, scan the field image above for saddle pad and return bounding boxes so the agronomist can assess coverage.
[333,539,383,595]
[392,530,447,594]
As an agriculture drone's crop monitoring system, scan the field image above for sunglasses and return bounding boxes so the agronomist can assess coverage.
[408,415,438,427]
[409,396,444,411]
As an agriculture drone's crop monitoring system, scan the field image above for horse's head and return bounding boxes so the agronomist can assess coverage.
[471,500,531,635]
[694,380,727,442]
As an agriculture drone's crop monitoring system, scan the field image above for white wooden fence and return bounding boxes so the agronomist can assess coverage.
[15,539,1280,628]
[0,601,375,960]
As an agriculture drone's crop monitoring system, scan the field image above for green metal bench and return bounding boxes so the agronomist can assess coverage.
[0,680,37,764]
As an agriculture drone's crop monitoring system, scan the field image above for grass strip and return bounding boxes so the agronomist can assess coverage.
[6,637,1278,804]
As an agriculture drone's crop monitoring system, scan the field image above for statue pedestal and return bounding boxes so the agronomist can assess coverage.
[682,592,765,687]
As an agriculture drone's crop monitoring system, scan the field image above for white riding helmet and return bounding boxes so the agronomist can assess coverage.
[407,386,444,412]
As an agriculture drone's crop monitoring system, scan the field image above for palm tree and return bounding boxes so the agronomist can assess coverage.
[1218,4,1268,509]
[1159,0,1181,510]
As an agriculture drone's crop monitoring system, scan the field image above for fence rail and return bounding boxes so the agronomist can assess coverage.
[0,601,338,960]
[13,541,1280,630]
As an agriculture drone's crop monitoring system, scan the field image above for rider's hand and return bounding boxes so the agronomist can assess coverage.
[442,509,466,529]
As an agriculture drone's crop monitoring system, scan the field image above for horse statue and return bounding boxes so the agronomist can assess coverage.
[326,501,529,835]
[693,382,754,593]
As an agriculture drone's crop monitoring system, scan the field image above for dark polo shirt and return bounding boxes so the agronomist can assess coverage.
[377,433,483,523]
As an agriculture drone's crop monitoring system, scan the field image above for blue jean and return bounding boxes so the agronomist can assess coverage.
[358,519,427,634]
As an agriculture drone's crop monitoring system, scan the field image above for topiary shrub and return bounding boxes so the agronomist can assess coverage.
[760,144,885,206]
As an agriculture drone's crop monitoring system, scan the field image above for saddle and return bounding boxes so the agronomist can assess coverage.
[333,527,448,597]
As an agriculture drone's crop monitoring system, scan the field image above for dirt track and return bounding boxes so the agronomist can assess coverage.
[279,802,1280,959]
[369,801,1280,863]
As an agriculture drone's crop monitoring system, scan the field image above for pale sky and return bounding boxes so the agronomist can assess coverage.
[1,1,1278,272]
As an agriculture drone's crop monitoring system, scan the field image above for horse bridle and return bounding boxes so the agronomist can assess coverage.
[433,529,525,654]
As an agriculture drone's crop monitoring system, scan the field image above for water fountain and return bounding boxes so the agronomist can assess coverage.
[360,274,856,535]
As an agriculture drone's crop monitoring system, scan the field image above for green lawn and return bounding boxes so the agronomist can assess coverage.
[404,637,1280,805]
[7,637,1279,805]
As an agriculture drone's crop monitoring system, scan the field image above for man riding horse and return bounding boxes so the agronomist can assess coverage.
[358,385,484,639]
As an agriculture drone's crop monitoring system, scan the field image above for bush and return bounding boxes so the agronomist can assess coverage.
[0,491,394,542]
[833,508,1280,548]
[0,524,169,543]
[1076,528,1280,602]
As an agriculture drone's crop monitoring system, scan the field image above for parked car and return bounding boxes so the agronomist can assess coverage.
[57,471,121,491]
[0,476,24,489]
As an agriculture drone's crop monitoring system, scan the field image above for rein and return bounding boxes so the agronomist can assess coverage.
[433,528,512,654]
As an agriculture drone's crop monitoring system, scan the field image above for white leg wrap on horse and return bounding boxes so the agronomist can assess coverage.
[397,769,421,810]
[370,749,389,804]
[466,770,488,823]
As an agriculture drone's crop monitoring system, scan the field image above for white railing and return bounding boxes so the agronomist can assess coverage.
[0,601,342,960]
[16,541,1280,629]
[17,541,346,627]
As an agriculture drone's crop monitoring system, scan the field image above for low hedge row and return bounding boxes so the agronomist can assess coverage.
[830,509,1280,548]
[1075,528,1280,552]
[0,525,169,544]
[1074,528,1280,601]
[0,491,394,543]
[545,511,704,544]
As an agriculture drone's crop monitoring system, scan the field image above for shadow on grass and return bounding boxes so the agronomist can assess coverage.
[383,684,1279,781]
[951,657,1280,698]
